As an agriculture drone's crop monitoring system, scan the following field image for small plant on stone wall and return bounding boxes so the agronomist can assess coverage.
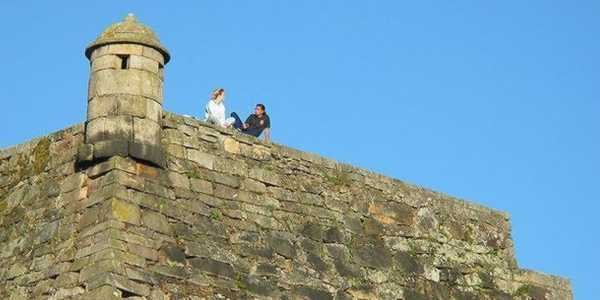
[513,284,532,297]
[209,209,222,221]
[325,170,352,187]
[187,169,203,179]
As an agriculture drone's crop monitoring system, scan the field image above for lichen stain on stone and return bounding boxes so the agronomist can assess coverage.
[367,200,416,228]
[223,137,240,154]
[31,137,51,175]
[0,200,8,215]
[325,170,352,187]
[111,198,140,225]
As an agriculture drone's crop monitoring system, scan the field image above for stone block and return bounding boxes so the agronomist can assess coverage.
[214,184,237,200]
[214,157,247,176]
[187,149,215,170]
[129,143,164,168]
[85,118,106,144]
[79,205,101,230]
[190,178,213,194]
[268,233,297,259]
[60,173,86,193]
[104,115,133,141]
[292,286,333,300]
[88,96,116,119]
[52,287,86,299]
[107,44,144,56]
[142,210,172,234]
[128,243,158,261]
[77,143,94,162]
[223,137,240,154]
[159,244,186,266]
[117,95,147,118]
[85,285,122,299]
[249,167,280,186]
[133,118,160,145]
[142,47,165,65]
[91,54,121,72]
[145,99,162,122]
[164,143,185,159]
[90,45,110,60]
[242,275,280,297]
[88,272,150,297]
[89,69,162,103]
[109,198,141,225]
[129,54,159,73]
[302,223,324,241]
[350,236,393,269]
[149,265,188,280]
[54,272,80,288]
[324,227,345,243]
[213,172,240,188]
[125,268,159,285]
[367,201,415,226]
[242,178,267,194]
[189,257,235,279]
[93,140,129,159]
[149,289,169,300]
[167,171,189,189]
[79,259,123,282]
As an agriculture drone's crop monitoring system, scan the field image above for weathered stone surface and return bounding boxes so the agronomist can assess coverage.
[187,149,215,170]
[109,198,141,225]
[190,178,213,194]
[142,210,172,234]
[268,232,297,259]
[223,137,241,154]
[249,167,280,186]
[91,54,122,72]
[133,118,160,145]
[189,257,235,278]
[129,54,160,73]
[129,142,164,167]
[159,244,186,266]
[93,140,129,159]
[292,285,333,300]
[89,69,162,101]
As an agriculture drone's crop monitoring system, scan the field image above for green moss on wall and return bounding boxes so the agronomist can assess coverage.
[325,170,352,187]
[32,138,51,175]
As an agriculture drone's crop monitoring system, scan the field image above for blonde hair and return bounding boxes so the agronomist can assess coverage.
[210,88,225,102]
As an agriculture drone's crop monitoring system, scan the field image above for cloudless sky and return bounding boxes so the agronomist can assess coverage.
[1,1,597,298]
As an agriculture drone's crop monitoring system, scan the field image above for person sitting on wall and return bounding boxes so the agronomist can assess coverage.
[204,88,235,128]
[231,104,271,141]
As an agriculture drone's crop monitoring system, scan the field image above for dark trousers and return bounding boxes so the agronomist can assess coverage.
[231,112,244,130]
[230,112,263,137]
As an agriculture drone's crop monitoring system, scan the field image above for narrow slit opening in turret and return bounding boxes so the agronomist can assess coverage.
[118,54,130,69]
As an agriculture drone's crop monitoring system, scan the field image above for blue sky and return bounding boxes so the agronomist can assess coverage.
[1,1,597,298]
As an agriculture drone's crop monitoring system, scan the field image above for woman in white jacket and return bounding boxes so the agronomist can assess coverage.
[204,88,235,128]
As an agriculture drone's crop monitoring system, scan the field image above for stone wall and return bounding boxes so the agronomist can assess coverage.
[0,112,572,299]
[0,124,88,299]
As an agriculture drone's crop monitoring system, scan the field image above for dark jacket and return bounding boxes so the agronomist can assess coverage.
[243,113,270,137]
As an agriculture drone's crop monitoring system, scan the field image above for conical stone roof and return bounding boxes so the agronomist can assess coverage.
[85,13,170,63]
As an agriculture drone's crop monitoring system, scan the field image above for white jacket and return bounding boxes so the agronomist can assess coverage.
[204,100,234,127]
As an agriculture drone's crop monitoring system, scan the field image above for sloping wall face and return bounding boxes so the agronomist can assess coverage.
[152,113,571,299]
[0,113,571,299]
[0,125,90,299]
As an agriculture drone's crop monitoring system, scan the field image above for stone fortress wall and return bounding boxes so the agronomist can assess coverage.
[0,113,572,299]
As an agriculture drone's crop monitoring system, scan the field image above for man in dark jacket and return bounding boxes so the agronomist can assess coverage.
[231,104,271,139]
